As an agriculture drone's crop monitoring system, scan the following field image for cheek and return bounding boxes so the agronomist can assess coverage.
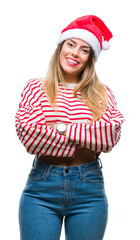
[80,56,89,68]
[59,47,67,66]
[83,55,90,64]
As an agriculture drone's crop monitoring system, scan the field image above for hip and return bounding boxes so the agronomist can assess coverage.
[20,155,108,225]
[22,155,106,206]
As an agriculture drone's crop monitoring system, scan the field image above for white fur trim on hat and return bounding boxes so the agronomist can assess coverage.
[57,28,101,62]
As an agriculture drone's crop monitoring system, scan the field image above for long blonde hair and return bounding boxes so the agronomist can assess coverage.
[44,42,108,123]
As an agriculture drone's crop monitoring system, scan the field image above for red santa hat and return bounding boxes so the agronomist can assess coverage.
[57,15,113,62]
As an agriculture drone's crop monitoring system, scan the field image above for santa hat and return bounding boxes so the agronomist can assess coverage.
[57,15,113,62]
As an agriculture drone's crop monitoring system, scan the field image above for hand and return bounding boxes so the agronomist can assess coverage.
[46,123,57,130]
[77,145,84,149]
[52,123,58,130]
[63,129,67,136]
[46,123,53,129]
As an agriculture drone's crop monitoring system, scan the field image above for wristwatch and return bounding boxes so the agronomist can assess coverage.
[56,123,67,135]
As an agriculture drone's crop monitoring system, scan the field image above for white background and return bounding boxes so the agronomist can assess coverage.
[0,0,139,239]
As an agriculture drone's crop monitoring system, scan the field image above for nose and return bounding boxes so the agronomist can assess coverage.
[72,47,79,57]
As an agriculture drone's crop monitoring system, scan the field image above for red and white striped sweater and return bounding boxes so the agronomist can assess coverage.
[15,78,124,157]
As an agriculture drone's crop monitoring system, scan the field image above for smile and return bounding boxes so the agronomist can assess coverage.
[66,58,79,66]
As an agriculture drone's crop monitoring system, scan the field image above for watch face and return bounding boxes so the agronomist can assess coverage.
[57,123,66,133]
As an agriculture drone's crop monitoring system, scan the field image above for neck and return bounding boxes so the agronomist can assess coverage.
[63,72,80,84]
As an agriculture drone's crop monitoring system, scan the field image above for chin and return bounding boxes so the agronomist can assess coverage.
[62,67,78,75]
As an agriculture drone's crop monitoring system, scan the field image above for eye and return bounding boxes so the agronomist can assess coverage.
[82,49,90,54]
[67,42,74,47]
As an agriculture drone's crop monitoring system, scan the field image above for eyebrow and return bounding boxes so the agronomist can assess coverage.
[69,39,90,49]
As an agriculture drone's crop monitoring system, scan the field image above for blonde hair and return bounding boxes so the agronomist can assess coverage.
[44,42,108,123]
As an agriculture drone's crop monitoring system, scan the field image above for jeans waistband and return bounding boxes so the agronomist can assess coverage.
[32,156,102,177]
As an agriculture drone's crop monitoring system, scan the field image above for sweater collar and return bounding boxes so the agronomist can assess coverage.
[58,81,79,89]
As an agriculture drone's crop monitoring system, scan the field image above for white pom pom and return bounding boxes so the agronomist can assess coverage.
[102,41,110,50]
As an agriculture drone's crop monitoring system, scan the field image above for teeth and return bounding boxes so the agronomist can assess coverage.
[67,58,78,64]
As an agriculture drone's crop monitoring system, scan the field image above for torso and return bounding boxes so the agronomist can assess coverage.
[39,148,100,166]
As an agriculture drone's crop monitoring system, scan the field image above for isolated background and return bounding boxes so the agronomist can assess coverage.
[1,0,139,239]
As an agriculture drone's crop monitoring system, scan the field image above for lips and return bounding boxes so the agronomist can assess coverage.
[66,57,79,66]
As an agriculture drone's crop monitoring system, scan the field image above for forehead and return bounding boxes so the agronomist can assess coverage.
[66,38,90,47]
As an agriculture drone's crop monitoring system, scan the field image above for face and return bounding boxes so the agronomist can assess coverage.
[59,38,90,82]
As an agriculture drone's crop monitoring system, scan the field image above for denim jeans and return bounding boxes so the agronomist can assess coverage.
[19,156,108,240]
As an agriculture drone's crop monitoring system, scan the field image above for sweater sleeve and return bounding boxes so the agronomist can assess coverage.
[66,86,125,152]
[15,79,77,157]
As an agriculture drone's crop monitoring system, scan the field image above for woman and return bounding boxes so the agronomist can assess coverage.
[15,15,124,240]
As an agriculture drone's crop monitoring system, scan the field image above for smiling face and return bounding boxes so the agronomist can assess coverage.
[59,38,91,83]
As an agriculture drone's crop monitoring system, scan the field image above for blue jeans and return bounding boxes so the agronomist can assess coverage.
[19,156,108,240]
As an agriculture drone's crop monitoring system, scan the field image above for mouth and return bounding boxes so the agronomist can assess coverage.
[66,57,79,66]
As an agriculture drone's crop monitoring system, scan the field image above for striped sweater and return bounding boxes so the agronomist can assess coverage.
[15,78,124,157]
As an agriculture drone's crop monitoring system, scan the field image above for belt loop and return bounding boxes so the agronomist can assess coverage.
[32,156,36,167]
[45,165,52,179]
[77,165,84,179]
[98,157,103,169]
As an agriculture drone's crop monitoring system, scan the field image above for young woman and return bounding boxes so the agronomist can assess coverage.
[15,15,124,240]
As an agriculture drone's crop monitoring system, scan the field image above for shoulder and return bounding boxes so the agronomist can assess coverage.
[21,77,46,97]
[23,77,45,92]
[20,77,46,105]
